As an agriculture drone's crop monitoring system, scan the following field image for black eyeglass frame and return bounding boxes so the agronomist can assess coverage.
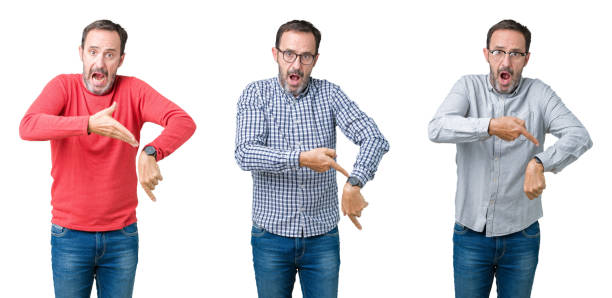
[276,47,317,65]
[488,49,529,58]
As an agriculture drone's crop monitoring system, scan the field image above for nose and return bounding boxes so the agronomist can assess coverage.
[289,56,302,70]
[500,52,511,67]
[94,53,104,68]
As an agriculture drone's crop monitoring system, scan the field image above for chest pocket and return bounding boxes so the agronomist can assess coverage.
[310,99,335,149]
[503,110,534,149]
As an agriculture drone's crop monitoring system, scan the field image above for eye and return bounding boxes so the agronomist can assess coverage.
[105,53,113,58]
[491,50,504,55]
[284,51,296,58]
[509,52,522,57]
[89,50,96,55]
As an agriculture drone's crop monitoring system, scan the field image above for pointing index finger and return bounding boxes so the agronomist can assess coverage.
[143,186,157,202]
[113,121,139,147]
[348,215,362,230]
[521,127,539,146]
[330,160,349,178]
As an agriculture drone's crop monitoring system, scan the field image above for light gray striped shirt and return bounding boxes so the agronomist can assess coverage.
[429,74,592,237]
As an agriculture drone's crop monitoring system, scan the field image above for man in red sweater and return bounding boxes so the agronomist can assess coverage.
[19,20,196,298]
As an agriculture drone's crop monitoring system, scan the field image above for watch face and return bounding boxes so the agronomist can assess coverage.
[145,146,156,155]
[348,177,359,186]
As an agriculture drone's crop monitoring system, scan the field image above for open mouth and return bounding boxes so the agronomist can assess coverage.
[90,69,108,86]
[288,73,301,84]
[93,72,105,80]
[499,71,511,85]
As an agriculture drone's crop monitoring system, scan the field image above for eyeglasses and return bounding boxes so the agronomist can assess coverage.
[488,49,528,61]
[276,48,316,65]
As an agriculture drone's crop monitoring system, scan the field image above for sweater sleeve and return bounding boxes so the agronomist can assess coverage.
[137,79,196,161]
[19,76,89,141]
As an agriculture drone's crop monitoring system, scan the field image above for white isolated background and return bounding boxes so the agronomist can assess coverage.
[0,0,609,297]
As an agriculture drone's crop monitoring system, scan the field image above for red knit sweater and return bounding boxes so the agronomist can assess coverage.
[20,74,196,231]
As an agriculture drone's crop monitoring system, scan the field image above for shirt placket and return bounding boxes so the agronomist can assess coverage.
[291,96,307,236]
[486,95,504,237]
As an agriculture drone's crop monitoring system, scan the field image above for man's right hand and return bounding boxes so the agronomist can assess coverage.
[299,148,349,177]
[88,102,139,147]
[488,116,539,146]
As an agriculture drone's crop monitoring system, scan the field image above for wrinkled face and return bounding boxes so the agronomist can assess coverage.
[483,29,530,94]
[79,29,124,95]
[272,30,318,96]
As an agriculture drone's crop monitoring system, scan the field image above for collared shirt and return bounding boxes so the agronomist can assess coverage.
[235,77,389,237]
[429,74,592,237]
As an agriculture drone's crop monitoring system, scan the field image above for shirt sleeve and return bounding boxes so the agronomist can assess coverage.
[19,76,89,141]
[332,86,389,186]
[428,77,491,143]
[234,82,300,173]
[138,79,196,161]
[534,89,592,173]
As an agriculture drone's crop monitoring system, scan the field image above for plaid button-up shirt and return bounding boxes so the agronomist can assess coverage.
[235,77,389,237]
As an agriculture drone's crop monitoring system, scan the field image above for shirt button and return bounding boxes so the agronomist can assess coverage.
[494,157,498,161]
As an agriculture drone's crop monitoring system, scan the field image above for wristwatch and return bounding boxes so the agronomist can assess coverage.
[144,146,157,160]
[347,176,363,188]
[533,156,542,164]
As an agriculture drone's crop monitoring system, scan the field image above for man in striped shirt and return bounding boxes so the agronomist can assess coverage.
[429,19,592,298]
[235,20,389,297]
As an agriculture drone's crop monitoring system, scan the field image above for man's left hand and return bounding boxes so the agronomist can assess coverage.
[138,151,163,201]
[341,183,369,230]
[524,158,545,200]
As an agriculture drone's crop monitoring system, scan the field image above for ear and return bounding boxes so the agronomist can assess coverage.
[312,53,320,68]
[482,48,489,63]
[79,45,84,62]
[523,52,530,67]
[118,53,126,67]
[272,47,278,62]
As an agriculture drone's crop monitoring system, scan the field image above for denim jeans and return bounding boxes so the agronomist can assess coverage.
[51,223,139,298]
[251,225,340,298]
[453,221,540,298]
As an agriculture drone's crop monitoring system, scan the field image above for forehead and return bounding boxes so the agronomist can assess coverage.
[490,29,526,50]
[278,30,316,53]
[83,29,121,49]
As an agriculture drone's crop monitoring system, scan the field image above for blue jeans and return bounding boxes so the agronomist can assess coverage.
[453,221,540,298]
[51,223,139,298]
[251,225,340,298]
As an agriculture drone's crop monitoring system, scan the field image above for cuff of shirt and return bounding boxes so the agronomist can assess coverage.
[478,117,492,139]
[288,150,300,170]
[534,152,557,173]
[350,167,370,188]
[80,115,91,135]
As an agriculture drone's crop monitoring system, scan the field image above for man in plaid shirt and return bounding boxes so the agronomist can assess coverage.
[235,20,389,297]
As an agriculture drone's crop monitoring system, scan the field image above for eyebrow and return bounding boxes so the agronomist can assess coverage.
[279,48,315,55]
[492,46,526,52]
[87,46,118,52]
